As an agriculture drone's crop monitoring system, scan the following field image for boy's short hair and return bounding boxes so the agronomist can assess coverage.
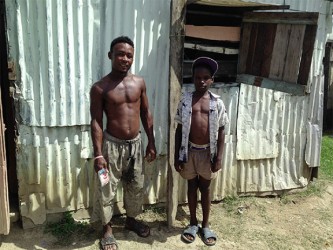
[110,36,134,52]
[192,57,218,77]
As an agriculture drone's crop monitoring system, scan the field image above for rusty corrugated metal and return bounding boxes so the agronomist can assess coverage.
[305,75,324,167]
[236,84,310,193]
[6,0,171,224]
[5,0,332,227]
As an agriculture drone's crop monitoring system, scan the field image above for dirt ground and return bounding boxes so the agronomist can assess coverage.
[1,180,333,250]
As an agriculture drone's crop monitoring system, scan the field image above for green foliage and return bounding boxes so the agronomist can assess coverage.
[222,196,240,213]
[320,133,333,181]
[144,204,166,215]
[44,211,93,245]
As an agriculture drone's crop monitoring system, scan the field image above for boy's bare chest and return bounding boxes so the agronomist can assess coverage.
[191,98,210,115]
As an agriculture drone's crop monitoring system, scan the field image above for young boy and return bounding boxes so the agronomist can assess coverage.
[174,57,228,246]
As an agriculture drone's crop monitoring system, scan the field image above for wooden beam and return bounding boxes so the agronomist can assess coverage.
[237,22,252,74]
[269,24,292,81]
[0,87,9,235]
[0,0,10,235]
[282,24,306,83]
[297,25,317,85]
[243,12,319,25]
[184,43,239,55]
[167,0,186,227]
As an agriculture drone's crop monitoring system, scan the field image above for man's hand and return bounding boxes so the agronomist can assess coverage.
[174,160,184,172]
[211,157,222,173]
[94,157,107,173]
[145,142,156,162]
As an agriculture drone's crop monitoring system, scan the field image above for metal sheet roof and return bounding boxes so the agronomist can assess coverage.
[187,0,288,9]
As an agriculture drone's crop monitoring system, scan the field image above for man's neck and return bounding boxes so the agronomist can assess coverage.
[109,70,129,80]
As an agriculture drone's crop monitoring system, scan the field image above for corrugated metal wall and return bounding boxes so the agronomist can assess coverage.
[6,0,171,224]
[245,0,330,167]
[5,0,331,226]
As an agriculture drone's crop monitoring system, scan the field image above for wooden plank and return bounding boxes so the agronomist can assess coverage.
[0,88,9,235]
[282,24,306,83]
[260,23,277,77]
[185,25,240,42]
[297,25,317,85]
[167,0,186,227]
[237,22,252,74]
[243,12,319,25]
[269,24,291,81]
[250,24,267,76]
[0,0,9,235]
[245,23,258,73]
[237,74,306,96]
[184,43,239,55]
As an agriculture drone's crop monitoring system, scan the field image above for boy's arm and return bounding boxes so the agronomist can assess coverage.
[174,124,183,172]
[212,126,225,173]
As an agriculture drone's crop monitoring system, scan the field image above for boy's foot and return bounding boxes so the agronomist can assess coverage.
[200,227,217,246]
[181,224,199,243]
[125,217,150,237]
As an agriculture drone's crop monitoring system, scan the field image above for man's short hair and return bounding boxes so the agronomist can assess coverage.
[110,36,134,52]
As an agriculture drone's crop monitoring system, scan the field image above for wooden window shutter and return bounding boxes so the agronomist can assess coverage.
[238,12,318,85]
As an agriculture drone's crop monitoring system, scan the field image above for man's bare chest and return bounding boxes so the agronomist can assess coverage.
[104,84,141,105]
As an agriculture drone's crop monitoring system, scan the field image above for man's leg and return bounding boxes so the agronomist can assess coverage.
[98,138,122,250]
[123,141,150,237]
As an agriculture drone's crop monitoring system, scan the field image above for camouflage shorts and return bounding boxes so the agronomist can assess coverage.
[91,132,144,225]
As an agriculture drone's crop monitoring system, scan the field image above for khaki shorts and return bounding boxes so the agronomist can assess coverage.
[180,147,217,181]
[91,132,144,225]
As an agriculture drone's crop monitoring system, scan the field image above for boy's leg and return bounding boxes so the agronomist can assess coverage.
[182,177,200,242]
[198,176,211,228]
[188,177,199,225]
[198,176,216,245]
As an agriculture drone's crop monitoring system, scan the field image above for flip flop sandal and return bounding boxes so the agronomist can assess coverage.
[181,224,199,243]
[200,227,217,246]
[125,220,150,238]
[100,235,118,250]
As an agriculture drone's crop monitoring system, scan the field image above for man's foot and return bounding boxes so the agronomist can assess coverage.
[125,217,150,237]
[100,234,118,250]
[200,227,217,246]
[181,224,199,243]
[100,223,118,250]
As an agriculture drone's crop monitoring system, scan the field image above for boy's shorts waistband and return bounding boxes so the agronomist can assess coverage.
[103,131,141,144]
[189,141,210,150]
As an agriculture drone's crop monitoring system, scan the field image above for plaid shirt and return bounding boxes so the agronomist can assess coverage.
[175,91,229,163]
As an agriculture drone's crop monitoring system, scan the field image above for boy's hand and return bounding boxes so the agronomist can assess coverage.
[174,160,184,172]
[211,158,222,173]
[94,157,107,173]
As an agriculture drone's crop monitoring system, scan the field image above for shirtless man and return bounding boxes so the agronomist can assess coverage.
[90,36,156,250]
[174,57,228,246]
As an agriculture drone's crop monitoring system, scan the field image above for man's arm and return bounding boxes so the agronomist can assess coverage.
[90,83,106,172]
[212,126,225,172]
[140,80,156,162]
